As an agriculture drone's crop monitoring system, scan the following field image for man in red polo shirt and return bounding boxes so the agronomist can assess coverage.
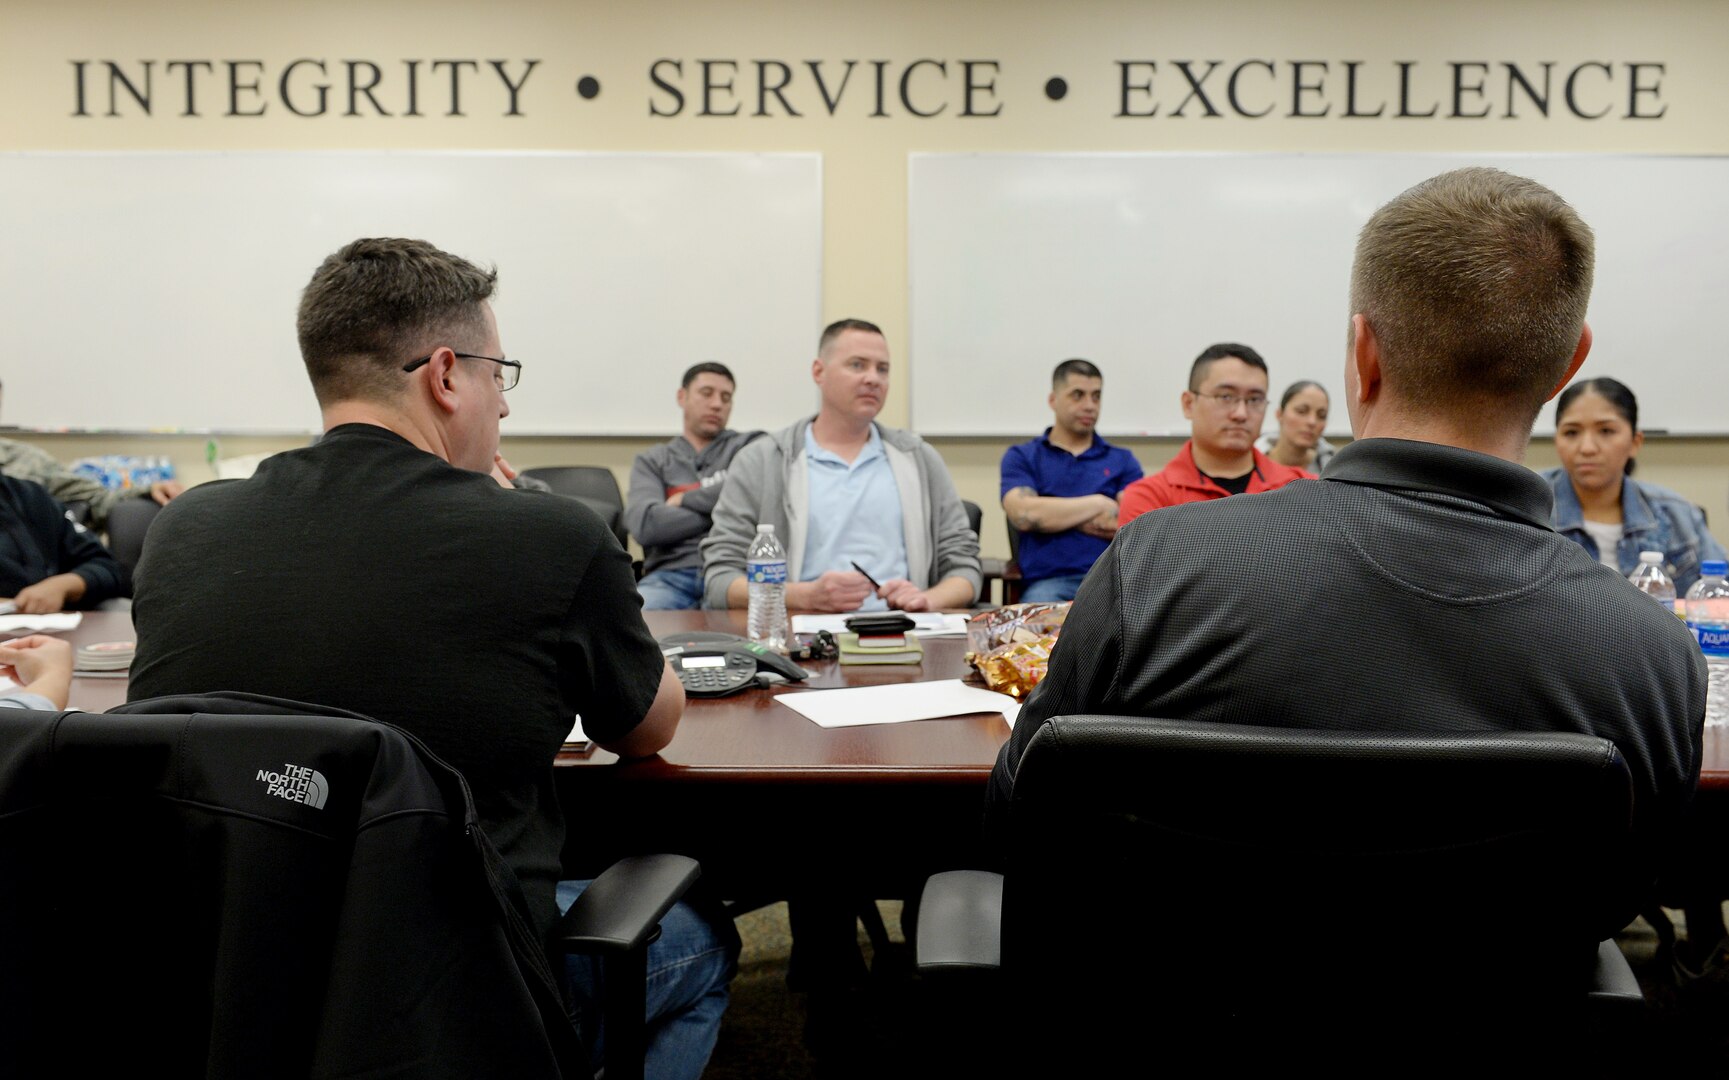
[1118,343,1311,525]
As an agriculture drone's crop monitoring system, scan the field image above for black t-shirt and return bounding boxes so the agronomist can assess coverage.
[129,424,664,939]
[1199,469,1253,496]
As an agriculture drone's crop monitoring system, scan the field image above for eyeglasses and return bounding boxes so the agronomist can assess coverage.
[1192,391,1269,412]
[402,351,521,392]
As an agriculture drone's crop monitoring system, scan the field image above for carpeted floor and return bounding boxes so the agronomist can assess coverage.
[703,901,910,1079]
[701,902,1729,1077]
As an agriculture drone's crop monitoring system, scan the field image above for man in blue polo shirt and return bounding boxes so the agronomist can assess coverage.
[1001,359,1143,602]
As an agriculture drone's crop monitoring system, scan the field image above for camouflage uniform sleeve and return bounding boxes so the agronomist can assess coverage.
[0,438,124,528]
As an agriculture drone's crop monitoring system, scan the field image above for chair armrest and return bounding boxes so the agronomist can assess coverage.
[915,869,1003,973]
[550,853,701,956]
[1587,939,1644,1009]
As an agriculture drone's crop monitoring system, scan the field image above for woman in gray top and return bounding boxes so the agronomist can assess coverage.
[1257,380,1335,476]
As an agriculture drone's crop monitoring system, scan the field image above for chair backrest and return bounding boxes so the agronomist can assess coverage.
[1003,715,1638,1026]
[961,498,983,540]
[0,695,583,1078]
[103,494,162,574]
[523,465,628,548]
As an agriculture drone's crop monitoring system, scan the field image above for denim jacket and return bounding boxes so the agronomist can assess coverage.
[1542,467,1727,594]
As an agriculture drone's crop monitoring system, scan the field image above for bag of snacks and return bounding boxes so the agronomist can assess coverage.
[964,602,1070,699]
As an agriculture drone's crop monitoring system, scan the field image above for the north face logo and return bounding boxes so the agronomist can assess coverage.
[256,763,329,809]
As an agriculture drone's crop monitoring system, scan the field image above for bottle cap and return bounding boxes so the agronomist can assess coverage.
[1703,560,1729,577]
[756,523,774,534]
[1639,551,1664,564]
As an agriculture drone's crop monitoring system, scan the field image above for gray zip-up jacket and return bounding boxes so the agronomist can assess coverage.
[699,418,981,609]
[624,429,758,575]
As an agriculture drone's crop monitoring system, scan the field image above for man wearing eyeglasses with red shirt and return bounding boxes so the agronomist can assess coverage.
[1116,342,1313,526]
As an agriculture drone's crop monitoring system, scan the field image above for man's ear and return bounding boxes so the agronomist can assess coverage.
[423,347,462,415]
[1179,390,1196,422]
[1545,322,1592,401]
[811,357,824,386]
[1351,314,1382,405]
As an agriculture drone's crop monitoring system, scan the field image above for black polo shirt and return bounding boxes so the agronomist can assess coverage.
[988,437,1706,898]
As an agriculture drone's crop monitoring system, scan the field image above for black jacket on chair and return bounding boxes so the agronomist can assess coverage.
[0,693,585,1079]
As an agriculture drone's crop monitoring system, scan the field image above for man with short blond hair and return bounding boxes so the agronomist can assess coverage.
[990,168,1704,930]
[1349,166,1595,424]
[701,318,980,612]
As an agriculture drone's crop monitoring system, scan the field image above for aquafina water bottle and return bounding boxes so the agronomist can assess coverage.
[1684,559,1729,727]
[746,523,788,652]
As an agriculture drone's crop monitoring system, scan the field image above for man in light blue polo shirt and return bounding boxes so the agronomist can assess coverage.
[700,318,980,612]
[797,423,910,611]
[1001,359,1143,602]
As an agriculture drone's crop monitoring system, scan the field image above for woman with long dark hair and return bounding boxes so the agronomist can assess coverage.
[1543,377,1725,593]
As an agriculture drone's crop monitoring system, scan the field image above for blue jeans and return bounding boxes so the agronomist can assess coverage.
[1020,573,1088,603]
[637,566,704,610]
[557,879,736,1080]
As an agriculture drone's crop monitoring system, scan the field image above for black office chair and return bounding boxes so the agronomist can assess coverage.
[1000,511,1024,604]
[103,494,162,575]
[962,498,1019,607]
[522,466,629,551]
[0,694,699,1080]
[917,716,1647,1071]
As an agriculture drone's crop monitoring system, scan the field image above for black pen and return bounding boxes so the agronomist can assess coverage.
[850,561,883,590]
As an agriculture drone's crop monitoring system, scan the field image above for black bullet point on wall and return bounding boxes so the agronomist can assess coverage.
[1044,77,1068,101]
[577,76,601,100]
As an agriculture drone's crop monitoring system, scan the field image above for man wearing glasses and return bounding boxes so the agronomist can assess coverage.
[128,238,734,1080]
[1116,343,1312,526]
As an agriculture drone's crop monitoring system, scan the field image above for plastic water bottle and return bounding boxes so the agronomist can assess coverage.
[1685,559,1729,728]
[746,523,788,652]
[1628,551,1678,615]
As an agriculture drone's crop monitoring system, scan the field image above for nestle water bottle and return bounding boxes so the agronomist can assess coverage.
[1685,559,1729,728]
[1628,551,1678,615]
[746,523,788,652]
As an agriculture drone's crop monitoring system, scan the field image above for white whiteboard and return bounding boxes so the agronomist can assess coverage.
[0,151,822,434]
[910,153,1729,436]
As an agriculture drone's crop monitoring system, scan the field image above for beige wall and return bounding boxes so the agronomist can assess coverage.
[4,0,1726,558]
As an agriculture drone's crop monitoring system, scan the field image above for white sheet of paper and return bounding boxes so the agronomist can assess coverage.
[776,679,1020,729]
[0,613,82,634]
[789,613,969,638]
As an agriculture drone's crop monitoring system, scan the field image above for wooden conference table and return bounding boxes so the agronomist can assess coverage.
[555,609,1008,895]
[59,608,1729,897]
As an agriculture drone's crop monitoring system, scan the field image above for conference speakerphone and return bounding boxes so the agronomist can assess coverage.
[659,631,810,698]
